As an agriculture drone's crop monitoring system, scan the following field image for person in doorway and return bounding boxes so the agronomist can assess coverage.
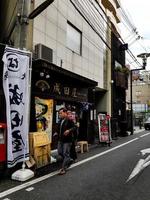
[67,110,78,162]
[139,119,142,129]
[57,107,75,175]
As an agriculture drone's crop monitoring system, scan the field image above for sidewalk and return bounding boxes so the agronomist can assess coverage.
[133,126,145,134]
[0,126,145,193]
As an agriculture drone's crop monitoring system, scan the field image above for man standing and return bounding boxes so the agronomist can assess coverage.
[57,108,75,175]
[67,110,78,162]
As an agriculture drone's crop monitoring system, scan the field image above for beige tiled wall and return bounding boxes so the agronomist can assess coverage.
[33,0,105,88]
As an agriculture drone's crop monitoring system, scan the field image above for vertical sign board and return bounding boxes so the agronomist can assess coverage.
[35,97,53,143]
[98,113,111,143]
[2,47,31,168]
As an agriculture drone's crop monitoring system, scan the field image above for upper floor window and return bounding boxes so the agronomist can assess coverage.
[67,22,82,55]
[136,91,141,97]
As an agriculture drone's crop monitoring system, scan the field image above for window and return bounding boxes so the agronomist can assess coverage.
[67,22,82,55]
[136,91,141,97]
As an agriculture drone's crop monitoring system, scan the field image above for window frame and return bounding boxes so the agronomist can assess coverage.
[66,21,82,56]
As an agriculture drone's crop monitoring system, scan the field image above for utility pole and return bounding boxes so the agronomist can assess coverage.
[130,70,133,134]
[15,0,31,49]
[12,0,54,49]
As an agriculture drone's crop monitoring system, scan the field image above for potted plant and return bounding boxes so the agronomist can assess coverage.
[115,66,122,72]
[121,67,130,76]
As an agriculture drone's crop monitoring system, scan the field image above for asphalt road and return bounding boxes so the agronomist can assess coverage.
[1,130,150,200]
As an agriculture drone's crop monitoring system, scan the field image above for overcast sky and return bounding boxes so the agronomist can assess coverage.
[119,0,150,69]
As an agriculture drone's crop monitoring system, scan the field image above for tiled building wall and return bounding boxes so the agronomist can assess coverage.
[127,82,150,104]
[33,0,106,88]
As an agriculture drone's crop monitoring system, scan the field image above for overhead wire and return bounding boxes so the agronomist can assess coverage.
[93,0,142,68]
[70,0,111,49]
[118,2,150,67]
[1,0,144,69]
[78,0,108,42]
[136,40,148,53]
[90,0,142,68]
[82,0,108,41]
[119,6,136,31]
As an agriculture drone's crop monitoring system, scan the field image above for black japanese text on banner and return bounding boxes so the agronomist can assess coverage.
[2,47,31,168]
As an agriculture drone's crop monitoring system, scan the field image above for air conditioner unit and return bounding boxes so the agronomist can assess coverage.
[34,43,53,63]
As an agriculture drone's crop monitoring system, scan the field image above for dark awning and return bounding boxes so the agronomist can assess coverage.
[32,59,98,87]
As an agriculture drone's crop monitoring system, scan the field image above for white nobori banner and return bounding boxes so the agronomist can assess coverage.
[2,47,31,168]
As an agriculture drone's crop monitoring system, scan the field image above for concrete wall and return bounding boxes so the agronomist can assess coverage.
[33,0,107,89]
[127,82,150,104]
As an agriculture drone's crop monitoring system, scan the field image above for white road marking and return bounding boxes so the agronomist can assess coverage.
[143,160,150,168]
[140,148,150,155]
[126,159,145,182]
[127,148,150,182]
[70,138,139,168]
[3,198,11,200]
[140,132,150,138]
[0,137,139,198]
[25,187,34,192]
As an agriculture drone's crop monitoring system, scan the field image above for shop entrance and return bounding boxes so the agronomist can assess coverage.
[78,110,88,141]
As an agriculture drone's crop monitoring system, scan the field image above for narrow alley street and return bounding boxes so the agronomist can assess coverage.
[0,0,150,199]
[1,129,150,200]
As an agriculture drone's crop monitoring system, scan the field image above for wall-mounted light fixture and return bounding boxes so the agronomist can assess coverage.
[45,74,50,79]
[40,72,44,77]
[110,80,114,84]
[39,70,50,79]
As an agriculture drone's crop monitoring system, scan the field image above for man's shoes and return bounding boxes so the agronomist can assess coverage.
[58,168,66,175]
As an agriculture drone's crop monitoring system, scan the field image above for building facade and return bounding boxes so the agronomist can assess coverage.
[126,71,150,125]
[0,0,125,149]
[100,0,128,137]
[31,0,110,144]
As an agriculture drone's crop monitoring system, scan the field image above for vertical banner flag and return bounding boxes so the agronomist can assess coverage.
[2,47,31,168]
[35,97,53,143]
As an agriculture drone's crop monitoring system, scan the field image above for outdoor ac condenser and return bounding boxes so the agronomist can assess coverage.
[34,43,53,63]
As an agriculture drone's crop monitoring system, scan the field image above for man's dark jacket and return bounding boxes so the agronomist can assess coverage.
[58,118,75,143]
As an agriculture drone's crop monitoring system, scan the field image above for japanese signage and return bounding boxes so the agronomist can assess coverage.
[53,83,78,97]
[35,80,88,102]
[98,113,111,143]
[2,47,31,168]
[35,97,53,143]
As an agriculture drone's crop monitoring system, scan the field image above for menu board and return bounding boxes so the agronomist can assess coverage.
[98,113,111,143]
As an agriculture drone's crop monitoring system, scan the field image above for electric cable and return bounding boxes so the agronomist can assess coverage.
[70,0,111,49]
[81,0,108,41]
[78,0,108,40]
[92,0,142,68]
[119,6,136,31]
[93,0,143,68]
